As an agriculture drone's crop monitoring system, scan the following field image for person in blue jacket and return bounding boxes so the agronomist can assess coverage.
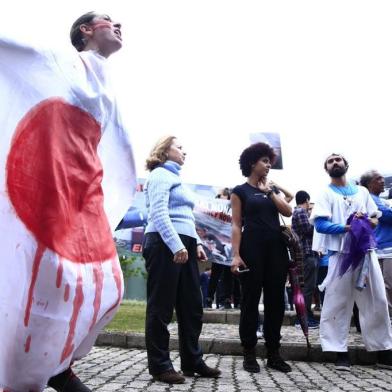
[360,170,392,320]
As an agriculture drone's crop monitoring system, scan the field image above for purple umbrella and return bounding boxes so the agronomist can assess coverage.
[281,226,311,349]
[288,260,310,349]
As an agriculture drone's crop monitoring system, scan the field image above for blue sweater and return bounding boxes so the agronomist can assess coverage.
[371,194,392,249]
[144,161,200,254]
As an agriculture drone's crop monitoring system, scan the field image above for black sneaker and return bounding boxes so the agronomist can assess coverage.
[335,352,351,371]
[243,347,260,373]
[48,368,91,392]
[182,361,221,378]
[205,297,213,309]
[377,350,392,370]
[308,318,320,329]
[266,350,292,373]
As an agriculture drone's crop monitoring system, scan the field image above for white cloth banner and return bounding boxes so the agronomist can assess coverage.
[0,36,136,392]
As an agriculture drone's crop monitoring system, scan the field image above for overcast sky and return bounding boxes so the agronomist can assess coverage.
[4,0,392,199]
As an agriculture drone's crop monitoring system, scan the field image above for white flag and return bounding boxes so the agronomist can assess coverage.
[0,35,136,391]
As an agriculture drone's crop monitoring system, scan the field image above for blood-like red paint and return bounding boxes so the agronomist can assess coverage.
[6,98,116,263]
[105,258,123,315]
[24,335,32,353]
[24,243,45,327]
[56,258,64,289]
[89,263,104,331]
[61,266,84,363]
[64,284,70,302]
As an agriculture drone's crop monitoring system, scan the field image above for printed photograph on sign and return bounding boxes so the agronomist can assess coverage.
[249,132,283,169]
[114,180,233,267]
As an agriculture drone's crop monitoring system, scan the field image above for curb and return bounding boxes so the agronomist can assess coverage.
[95,332,377,365]
[177,310,301,325]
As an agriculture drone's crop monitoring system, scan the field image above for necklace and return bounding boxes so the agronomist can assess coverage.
[329,183,357,208]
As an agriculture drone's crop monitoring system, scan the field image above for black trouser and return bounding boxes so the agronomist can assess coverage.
[239,231,289,350]
[207,262,233,304]
[143,233,203,375]
[302,254,319,318]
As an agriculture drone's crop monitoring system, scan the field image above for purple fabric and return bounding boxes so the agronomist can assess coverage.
[288,261,310,348]
[338,213,376,277]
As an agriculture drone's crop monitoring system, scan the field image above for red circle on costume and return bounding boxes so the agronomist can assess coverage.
[6,98,116,262]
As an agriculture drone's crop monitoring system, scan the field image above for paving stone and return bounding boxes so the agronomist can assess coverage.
[42,346,392,392]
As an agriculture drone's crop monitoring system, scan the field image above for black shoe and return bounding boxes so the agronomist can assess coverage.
[183,361,221,378]
[153,369,185,384]
[47,368,91,392]
[266,350,292,373]
[335,352,351,371]
[243,347,260,373]
[377,350,392,370]
[224,299,232,310]
[205,297,213,308]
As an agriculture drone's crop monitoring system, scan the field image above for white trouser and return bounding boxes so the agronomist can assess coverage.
[320,251,392,352]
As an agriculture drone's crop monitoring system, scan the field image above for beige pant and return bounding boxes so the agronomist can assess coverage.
[379,258,392,318]
[320,252,392,352]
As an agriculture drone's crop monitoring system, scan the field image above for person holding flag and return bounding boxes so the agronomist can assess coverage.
[0,11,135,392]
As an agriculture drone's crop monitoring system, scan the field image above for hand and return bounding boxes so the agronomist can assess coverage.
[369,217,378,228]
[173,248,188,264]
[231,255,248,274]
[197,244,207,261]
[258,179,273,193]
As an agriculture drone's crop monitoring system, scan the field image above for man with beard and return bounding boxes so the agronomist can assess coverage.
[310,154,392,371]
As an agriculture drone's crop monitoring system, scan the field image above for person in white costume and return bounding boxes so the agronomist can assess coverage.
[311,153,392,371]
[0,12,136,392]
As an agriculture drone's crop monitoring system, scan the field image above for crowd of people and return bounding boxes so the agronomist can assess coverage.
[2,10,392,392]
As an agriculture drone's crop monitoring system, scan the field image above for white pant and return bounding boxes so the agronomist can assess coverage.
[320,251,392,352]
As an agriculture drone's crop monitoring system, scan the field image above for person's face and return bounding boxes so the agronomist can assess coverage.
[167,138,186,166]
[369,173,385,195]
[252,156,271,178]
[206,241,216,251]
[196,227,207,238]
[325,155,348,178]
[82,15,122,57]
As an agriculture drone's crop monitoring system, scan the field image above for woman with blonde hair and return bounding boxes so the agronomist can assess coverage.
[143,136,221,384]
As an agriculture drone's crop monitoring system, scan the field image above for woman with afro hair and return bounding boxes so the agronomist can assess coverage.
[231,142,293,374]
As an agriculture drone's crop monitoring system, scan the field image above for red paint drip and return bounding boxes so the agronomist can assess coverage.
[105,258,123,315]
[89,263,104,331]
[56,257,64,288]
[24,335,32,353]
[64,284,70,302]
[60,266,84,364]
[24,243,45,327]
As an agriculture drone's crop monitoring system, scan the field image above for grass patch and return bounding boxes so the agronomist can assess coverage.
[105,300,146,333]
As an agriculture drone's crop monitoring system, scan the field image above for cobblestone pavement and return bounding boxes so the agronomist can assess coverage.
[45,346,392,392]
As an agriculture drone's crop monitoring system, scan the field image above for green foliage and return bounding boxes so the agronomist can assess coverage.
[118,253,147,279]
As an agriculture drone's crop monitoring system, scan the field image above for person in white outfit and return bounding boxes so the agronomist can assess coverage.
[311,153,392,371]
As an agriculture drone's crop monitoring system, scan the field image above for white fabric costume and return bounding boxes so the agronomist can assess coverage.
[0,36,136,391]
[311,185,392,352]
